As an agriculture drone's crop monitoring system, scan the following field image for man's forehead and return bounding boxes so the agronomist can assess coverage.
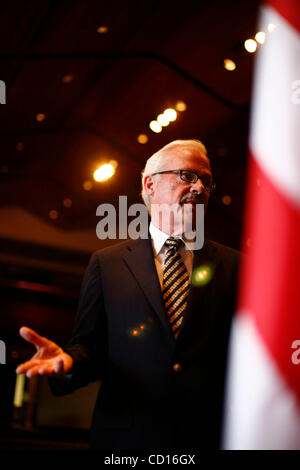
[165,148,211,170]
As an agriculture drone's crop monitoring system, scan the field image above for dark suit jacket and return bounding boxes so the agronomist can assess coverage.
[50,237,240,451]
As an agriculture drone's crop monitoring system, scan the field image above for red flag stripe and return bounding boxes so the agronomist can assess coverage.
[266,0,300,34]
[238,155,300,403]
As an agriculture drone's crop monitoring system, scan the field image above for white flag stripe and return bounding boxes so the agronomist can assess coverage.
[224,314,300,450]
[250,6,300,206]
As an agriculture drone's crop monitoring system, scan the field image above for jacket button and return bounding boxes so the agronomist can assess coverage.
[173,363,182,373]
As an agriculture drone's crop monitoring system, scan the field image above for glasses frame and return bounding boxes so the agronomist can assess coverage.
[151,169,216,192]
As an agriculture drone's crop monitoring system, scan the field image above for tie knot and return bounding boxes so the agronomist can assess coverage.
[165,237,183,252]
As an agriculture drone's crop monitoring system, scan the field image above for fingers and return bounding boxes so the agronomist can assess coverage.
[19,326,47,348]
[16,358,65,378]
[54,358,64,375]
[16,359,40,375]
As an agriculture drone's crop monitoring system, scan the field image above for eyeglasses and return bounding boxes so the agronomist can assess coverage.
[151,169,216,192]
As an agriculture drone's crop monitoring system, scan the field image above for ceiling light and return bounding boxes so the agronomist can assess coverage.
[137,134,148,144]
[93,163,115,182]
[223,58,236,71]
[244,39,257,53]
[267,23,276,32]
[63,198,72,208]
[62,74,74,84]
[149,121,162,133]
[163,108,177,121]
[97,26,108,34]
[255,31,265,44]
[157,113,170,127]
[83,180,93,191]
[222,195,232,206]
[109,159,118,169]
[36,113,46,122]
[175,101,187,112]
[49,210,58,220]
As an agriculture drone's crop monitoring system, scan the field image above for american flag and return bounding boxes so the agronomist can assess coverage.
[223,0,300,450]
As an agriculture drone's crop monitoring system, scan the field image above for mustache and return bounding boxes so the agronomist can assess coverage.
[180,193,204,204]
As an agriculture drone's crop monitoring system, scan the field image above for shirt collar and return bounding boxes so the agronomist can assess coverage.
[149,222,169,256]
[149,222,192,256]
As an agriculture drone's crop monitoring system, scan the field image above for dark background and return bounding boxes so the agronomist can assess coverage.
[0,0,260,449]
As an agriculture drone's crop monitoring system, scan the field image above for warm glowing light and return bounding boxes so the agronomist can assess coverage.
[173,363,181,373]
[63,198,72,208]
[93,163,115,182]
[49,210,58,220]
[191,265,213,286]
[139,325,145,330]
[223,58,236,71]
[83,180,93,191]
[97,26,108,33]
[149,120,162,133]
[132,329,139,336]
[36,113,46,122]
[109,159,118,169]
[137,134,148,144]
[175,101,187,112]
[198,269,208,280]
[16,142,24,151]
[268,23,276,32]
[157,113,170,127]
[163,108,177,122]
[244,39,257,53]
[62,74,74,84]
[222,195,232,206]
[255,31,265,44]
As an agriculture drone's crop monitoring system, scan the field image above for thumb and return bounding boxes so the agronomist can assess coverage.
[19,326,47,348]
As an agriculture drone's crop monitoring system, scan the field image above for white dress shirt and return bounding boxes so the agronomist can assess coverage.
[149,222,194,289]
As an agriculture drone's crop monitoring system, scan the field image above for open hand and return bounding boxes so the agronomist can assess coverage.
[16,326,74,378]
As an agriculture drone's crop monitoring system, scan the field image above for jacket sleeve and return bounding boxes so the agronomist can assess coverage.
[49,252,108,396]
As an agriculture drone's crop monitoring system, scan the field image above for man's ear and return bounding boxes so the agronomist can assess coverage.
[143,174,155,196]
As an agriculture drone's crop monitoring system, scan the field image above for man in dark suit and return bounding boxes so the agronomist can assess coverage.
[16,139,240,450]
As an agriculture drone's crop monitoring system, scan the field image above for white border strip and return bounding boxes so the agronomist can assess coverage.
[249,6,300,206]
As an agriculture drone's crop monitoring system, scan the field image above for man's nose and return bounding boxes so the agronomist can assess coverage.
[190,178,205,193]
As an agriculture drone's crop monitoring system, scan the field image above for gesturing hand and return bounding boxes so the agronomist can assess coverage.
[16,326,74,378]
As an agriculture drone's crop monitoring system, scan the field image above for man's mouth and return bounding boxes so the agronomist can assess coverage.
[181,195,204,205]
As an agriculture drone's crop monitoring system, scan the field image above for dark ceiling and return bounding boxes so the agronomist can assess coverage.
[0,0,261,258]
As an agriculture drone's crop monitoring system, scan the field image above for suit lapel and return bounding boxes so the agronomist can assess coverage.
[122,237,174,341]
[122,237,220,343]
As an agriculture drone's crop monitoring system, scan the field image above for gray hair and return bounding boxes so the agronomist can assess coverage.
[140,139,210,212]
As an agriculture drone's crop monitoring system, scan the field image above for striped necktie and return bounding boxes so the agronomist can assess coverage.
[162,237,190,340]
